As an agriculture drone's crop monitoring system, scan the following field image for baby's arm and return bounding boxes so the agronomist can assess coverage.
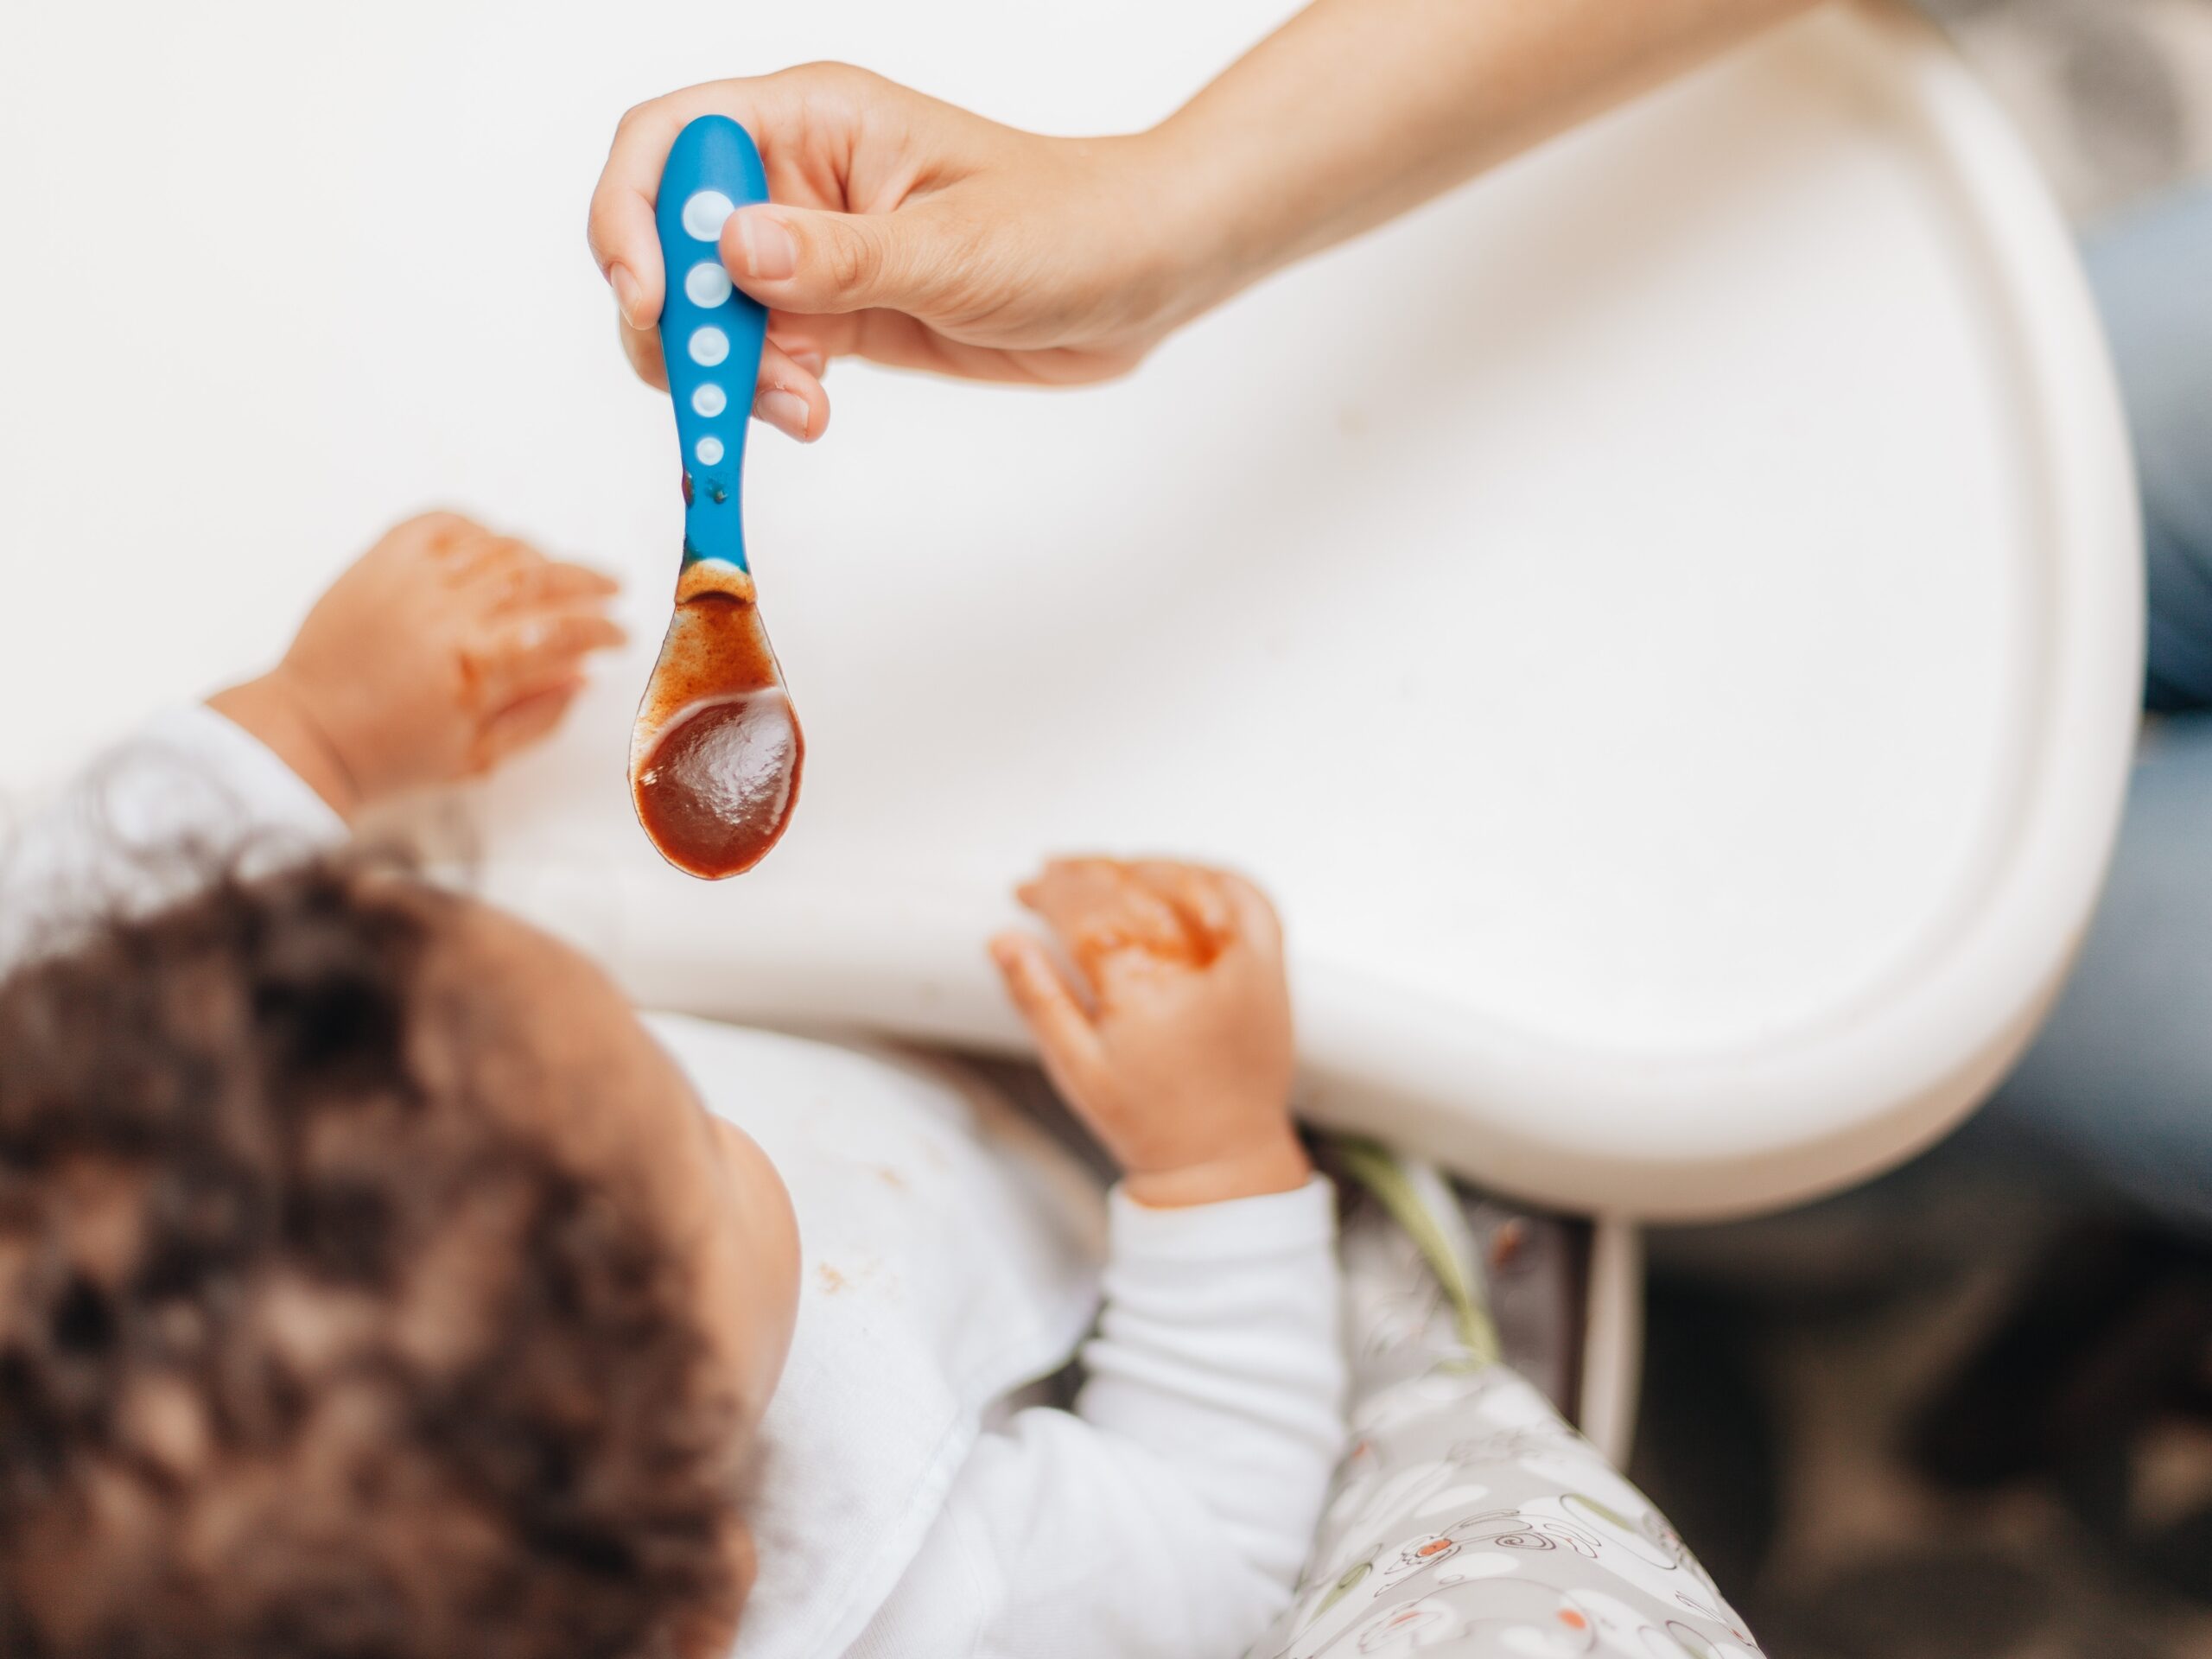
[893,1180,1340,1659]
[998,858,1343,1585]
[0,513,620,965]
[878,862,1342,1656]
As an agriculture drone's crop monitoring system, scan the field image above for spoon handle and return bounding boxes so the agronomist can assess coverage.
[656,115,770,574]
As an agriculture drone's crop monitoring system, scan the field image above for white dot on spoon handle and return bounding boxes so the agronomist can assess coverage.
[685,261,734,307]
[680,190,735,242]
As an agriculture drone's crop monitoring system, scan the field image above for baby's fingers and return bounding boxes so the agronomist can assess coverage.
[990,931,1105,1096]
[1128,861,1236,957]
[472,679,586,773]
[1019,859,1185,965]
[435,530,534,583]
[470,609,626,705]
[1214,871,1285,959]
[491,560,621,617]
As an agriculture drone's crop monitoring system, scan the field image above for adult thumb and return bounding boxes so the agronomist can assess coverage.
[720,203,943,317]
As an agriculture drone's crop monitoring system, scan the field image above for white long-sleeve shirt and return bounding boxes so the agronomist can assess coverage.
[0,706,1347,1659]
[849,1190,1348,1659]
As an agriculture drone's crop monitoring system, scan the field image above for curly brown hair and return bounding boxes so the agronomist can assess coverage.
[0,855,742,1659]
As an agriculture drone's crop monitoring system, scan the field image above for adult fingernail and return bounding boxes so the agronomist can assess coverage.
[757,388,810,440]
[609,263,645,328]
[733,210,797,281]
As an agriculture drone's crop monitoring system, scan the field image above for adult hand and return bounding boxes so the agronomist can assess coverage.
[586,65,1211,442]
[588,1,1815,442]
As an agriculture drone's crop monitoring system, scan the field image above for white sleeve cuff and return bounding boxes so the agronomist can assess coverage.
[0,703,347,969]
[143,703,350,844]
[1106,1173,1338,1265]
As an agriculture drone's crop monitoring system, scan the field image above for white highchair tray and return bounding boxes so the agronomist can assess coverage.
[0,3,2138,1220]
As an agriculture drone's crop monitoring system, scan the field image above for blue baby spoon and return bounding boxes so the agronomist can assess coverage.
[628,115,805,880]
[658,114,768,571]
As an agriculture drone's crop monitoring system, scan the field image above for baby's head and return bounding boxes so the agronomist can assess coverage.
[0,856,799,1658]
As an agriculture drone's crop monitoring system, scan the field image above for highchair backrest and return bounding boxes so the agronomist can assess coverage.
[0,2,2138,1223]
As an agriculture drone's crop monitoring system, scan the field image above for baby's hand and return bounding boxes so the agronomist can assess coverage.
[210,513,624,817]
[991,858,1309,1208]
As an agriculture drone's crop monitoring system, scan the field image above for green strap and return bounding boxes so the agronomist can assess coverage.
[1332,1137,1501,1370]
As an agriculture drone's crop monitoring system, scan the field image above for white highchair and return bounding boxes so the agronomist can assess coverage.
[0,0,2139,1482]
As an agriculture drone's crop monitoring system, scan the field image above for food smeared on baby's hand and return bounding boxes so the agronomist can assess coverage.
[990,858,1311,1209]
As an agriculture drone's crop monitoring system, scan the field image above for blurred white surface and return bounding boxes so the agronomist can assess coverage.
[0,3,2139,1217]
